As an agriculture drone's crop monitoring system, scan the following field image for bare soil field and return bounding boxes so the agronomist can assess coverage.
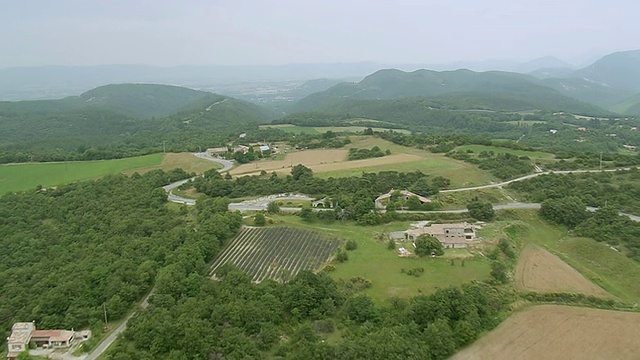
[515,245,611,298]
[230,149,349,175]
[451,305,640,360]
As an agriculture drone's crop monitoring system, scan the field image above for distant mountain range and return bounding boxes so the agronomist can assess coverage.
[1,49,639,115]
[293,68,604,114]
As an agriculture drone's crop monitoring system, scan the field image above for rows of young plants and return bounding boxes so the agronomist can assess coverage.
[209,226,341,282]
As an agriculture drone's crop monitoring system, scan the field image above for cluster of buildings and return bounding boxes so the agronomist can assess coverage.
[206,144,275,157]
[6,322,89,360]
[392,222,478,250]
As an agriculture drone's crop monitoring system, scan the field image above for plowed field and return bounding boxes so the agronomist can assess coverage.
[452,305,640,360]
[515,245,611,298]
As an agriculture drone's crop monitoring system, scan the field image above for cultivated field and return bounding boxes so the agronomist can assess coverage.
[511,210,640,304]
[515,245,611,297]
[0,153,163,194]
[231,137,497,188]
[451,305,640,360]
[230,149,349,175]
[209,226,341,282]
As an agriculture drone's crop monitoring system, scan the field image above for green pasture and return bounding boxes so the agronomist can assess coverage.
[0,154,163,194]
[317,157,497,188]
[267,215,492,302]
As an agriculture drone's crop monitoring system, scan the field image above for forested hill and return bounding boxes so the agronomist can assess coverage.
[0,89,272,163]
[542,49,640,109]
[293,68,604,114]
[612,92,640,115]
[0,83,216,119]
[78,83,212,118]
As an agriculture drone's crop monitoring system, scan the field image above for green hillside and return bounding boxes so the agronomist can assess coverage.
[612,92,640,115]
[0,87,271,163]
[294,69,603,114]
[79,83,211,118]
[543,50,640,109]
[571,50,640,92]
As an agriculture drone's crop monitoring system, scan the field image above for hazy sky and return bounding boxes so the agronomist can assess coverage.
[1,0,639,68]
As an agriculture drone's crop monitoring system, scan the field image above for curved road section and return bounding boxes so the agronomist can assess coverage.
[162,153,233,205]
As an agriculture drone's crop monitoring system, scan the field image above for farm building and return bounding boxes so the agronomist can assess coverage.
[234,145,250,154]
[375,189,431,209]
[207,147,228,156]
[312,197,333,208]
[6,322,75,359]
[404,222,476,248]
[259,145,270,152]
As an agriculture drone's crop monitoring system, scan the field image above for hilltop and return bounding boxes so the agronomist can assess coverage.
[294,68,604,114]
[0,84,271,162]
[543,49,640,109]
[79,83,212,118]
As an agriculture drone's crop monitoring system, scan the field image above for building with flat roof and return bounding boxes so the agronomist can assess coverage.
[405,222,476,248]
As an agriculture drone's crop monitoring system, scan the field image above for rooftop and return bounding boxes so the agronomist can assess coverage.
[8,322,34,344]
[32,329,75,342]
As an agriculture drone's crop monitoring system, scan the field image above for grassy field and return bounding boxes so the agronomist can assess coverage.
[267,215,492,301]
[498,210,640,304]
[0,154,163,194]
[452,305,640,360]
[454,144,554,161]
[436,188,517,209]
[124,152,222,175]
[0,153,220,194]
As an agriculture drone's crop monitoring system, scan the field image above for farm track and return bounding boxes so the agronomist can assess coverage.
[210,227,340,282]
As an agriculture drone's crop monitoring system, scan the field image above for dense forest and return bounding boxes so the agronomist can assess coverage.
[0,169,242,344]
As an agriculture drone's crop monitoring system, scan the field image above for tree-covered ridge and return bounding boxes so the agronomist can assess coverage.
[0,91,271,163]
[79,83,213,118]
[294,68,606,114]
[0,169,242,342]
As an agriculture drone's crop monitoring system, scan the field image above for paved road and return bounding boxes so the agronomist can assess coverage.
[163,153,233,205]
[440,167,639,193]
[67,291,153,360]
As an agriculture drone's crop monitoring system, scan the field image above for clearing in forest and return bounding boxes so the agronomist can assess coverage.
[209,226,341,282]
[451,305,640,360]
[515,245,611,298]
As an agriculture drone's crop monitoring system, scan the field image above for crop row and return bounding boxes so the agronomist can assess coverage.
[210,226,340,282]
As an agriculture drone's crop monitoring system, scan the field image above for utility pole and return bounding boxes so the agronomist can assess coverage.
[103,303,108,329]
[163,141,166,153]
[599,152,603,170]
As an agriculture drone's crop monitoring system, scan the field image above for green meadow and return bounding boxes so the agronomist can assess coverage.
[267,215,492,302]
[0,154,164,194]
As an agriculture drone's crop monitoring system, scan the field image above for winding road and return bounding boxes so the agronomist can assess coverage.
[162,153,233,205]
[440,167,640,193]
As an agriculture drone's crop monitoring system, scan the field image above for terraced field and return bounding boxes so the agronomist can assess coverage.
[209,227,341,282]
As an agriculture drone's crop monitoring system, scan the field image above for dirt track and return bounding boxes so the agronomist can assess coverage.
[451,305,640,360]
[515,245,611,298]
